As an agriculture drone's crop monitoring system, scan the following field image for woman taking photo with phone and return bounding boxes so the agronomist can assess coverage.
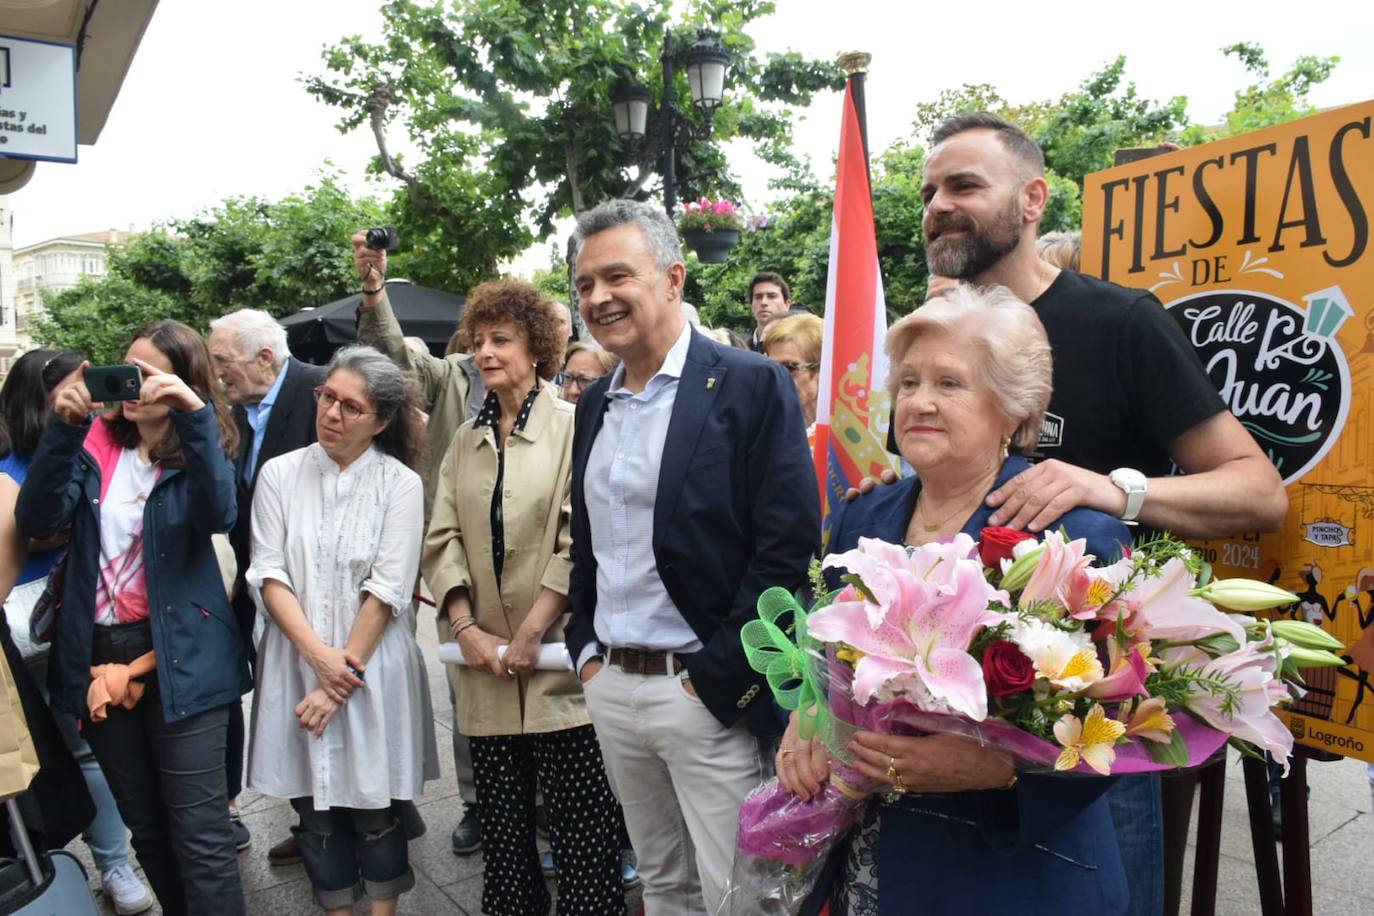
[15,320,249,916]
[0,347,154,914]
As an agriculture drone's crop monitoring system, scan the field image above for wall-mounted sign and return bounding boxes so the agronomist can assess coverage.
[1082,101,1374,763]
[0,34,77,163]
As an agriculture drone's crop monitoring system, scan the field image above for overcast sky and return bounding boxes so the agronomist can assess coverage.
[7,0,1373,249]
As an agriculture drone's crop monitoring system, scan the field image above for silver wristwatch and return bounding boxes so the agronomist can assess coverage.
[1108,468,1148,522]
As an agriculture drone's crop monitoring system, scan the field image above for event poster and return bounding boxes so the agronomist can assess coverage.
[1081,101,1374,763]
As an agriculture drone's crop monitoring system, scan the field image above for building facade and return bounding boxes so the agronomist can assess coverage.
[9,226,134,358]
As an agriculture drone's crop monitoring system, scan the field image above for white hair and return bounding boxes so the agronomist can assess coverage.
[209,309,290,370]
[885,284,1053,452]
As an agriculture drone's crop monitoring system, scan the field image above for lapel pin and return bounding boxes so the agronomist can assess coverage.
[706,377,716,390]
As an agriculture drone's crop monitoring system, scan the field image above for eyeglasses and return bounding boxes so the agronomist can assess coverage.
[563,372,603,388]
[777,361,819,376]
[313,385,376,422]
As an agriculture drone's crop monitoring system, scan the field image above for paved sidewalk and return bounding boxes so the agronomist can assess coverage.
[62,614,1374,914]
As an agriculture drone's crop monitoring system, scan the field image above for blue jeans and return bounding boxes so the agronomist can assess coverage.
[1106,774,1164,916]
[25,651,131,873]
[289,798,413,909]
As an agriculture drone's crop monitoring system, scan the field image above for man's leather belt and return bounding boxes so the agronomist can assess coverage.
[606,647,684,676]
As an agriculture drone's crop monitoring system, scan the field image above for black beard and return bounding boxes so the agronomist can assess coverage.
[925,200,1022,280]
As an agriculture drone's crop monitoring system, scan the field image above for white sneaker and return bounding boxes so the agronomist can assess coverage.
[101,864,153,915]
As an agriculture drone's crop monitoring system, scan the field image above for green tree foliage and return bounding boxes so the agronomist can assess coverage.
[683,43,1336,331]
[1033,57,1189,189]
[1183,43,1340,142]
[304,0,843,295]
[34,175,381,361]
[684,141,928,329]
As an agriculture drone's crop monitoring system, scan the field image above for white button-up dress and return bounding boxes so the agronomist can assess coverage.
[246,443,437,810]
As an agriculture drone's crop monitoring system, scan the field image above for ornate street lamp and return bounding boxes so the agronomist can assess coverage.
[609,28,731,217]
[609,81,651,144]
[684,32,730,130]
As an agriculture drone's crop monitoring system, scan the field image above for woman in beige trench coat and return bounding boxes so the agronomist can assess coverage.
[422,279,625,916]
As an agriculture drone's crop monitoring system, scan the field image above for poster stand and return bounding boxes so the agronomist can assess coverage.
[1179,748,1321,916]
[1241,755,1285,916]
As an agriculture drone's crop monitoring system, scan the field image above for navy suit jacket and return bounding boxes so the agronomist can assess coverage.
[229,357,328,635]
[565,329,821,736]
[805,454,1130,914]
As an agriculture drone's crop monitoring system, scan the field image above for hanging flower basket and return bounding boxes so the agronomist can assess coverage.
[681,227,741,263]
[678,197,744,264]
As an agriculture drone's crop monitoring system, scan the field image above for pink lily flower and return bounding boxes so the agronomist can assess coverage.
[1019,530,1093,614]
[1180,637,1294,766]
[1127,558,1247,645]
[811,537,1010,719]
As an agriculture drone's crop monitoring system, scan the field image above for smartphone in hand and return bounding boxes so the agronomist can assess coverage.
[84,364,142,402]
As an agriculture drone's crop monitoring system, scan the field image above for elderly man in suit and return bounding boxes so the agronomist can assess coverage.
[565,200,820,915]
[207,308,326,863]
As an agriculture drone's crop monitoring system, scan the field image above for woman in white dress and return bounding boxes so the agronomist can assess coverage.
[246,345,437,916]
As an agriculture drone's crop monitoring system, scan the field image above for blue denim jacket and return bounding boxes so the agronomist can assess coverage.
[15,405,251,722]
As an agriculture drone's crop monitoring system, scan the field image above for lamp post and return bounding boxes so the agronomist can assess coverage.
[610,28,730,217]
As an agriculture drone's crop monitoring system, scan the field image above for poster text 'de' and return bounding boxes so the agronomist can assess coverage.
[1082,102,1374,763]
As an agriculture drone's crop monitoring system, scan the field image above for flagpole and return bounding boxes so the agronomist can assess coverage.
[837,51,872,176]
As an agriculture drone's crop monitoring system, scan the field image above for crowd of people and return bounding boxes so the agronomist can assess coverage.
[0,111,1291,916]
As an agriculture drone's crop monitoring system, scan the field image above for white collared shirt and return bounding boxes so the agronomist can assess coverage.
[584,323,703,659]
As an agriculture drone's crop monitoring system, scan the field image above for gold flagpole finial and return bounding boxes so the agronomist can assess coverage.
[837,51,871,75]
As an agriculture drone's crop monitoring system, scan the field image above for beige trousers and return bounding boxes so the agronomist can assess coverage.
[583,664,769,916]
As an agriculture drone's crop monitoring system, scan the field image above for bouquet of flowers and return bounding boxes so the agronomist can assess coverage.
[719,527,1346,914]
[678,196,744,232]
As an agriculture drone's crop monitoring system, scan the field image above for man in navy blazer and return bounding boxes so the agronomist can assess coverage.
[564,200,820,914]
[208,308,326,861]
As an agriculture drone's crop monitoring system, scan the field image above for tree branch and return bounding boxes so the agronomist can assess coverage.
[366,84,460,233]
[564,136,586,214]
[620,162,655,200]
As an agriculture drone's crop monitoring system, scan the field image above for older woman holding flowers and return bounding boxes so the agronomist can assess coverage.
[779,284,1133,915]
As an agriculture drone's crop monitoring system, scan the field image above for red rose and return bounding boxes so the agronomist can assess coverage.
[982,640,1036,698]
[979,526,1037,569]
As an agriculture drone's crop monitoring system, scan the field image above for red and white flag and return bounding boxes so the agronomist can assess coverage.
[812,79,899,536]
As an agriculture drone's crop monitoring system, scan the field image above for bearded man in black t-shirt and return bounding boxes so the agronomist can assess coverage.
[908,113,1288,916]
[919,113,1286,537]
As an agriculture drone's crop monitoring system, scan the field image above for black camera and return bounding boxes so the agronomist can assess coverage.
[364,227,398,252]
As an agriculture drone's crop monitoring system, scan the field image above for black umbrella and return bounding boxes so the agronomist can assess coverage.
[279,279,465,364]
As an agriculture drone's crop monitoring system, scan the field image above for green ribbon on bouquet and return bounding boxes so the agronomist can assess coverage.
[741,586,831,740]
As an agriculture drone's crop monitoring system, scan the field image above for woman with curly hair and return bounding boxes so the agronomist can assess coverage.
[424,278,625,915]
[15,320,249,915]
[246,345,437,916]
